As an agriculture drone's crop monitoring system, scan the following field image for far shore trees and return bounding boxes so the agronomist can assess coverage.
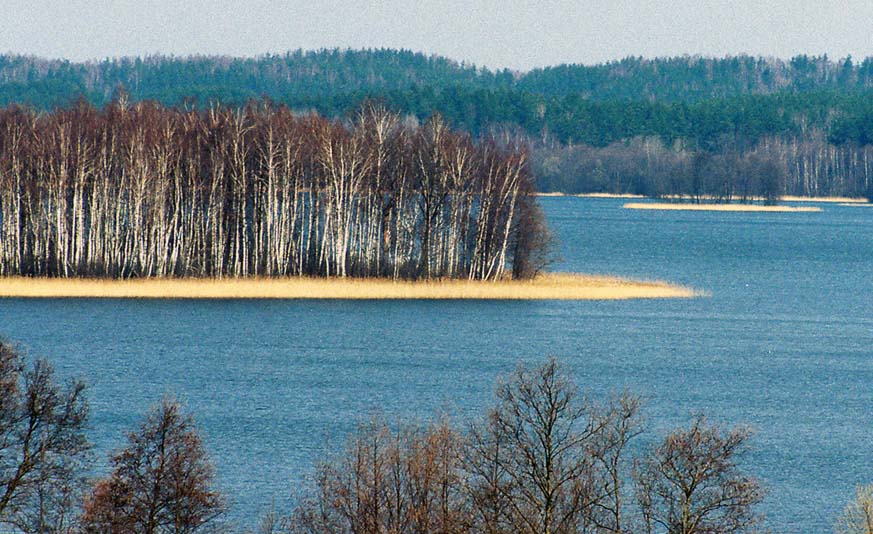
[0,101,548,281]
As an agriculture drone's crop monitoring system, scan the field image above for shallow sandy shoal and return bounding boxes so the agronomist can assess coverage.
[0,273,698,300]
[623,202,822,213]
[780,195,868,203]
[537,193,868,203]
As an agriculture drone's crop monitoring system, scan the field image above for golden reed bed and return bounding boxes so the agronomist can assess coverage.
[0,274,697,300]
[623,202,822,213]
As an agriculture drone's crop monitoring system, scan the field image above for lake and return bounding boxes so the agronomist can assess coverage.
[1,197,871,532]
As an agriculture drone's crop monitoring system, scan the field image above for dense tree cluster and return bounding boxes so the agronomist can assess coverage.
[0,100,546,279]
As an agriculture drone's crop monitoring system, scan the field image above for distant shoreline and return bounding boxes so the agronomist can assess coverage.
[780,195,867,203]
[0,274,697,300]
[624,202,822,213]
[536,192,648,199]
[535,192,869,203]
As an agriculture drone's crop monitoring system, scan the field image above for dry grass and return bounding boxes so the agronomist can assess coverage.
[0,273,697,300]
[623,202,822,213]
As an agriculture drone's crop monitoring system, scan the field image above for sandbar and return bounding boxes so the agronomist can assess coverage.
[623,202,822,213]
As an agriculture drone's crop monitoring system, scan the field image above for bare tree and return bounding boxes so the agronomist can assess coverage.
[589,393,645,534]
[468,358,613,534]
[288,418,468,534]
[634,415,765,534]
[287,360,770,534]
[836,485,873,534]
[82,397,225,533]
[0,338,90,534]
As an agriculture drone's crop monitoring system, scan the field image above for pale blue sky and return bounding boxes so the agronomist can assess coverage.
[1,0,871,70]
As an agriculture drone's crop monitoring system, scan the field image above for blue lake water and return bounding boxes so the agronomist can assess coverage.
[1,197,872,532]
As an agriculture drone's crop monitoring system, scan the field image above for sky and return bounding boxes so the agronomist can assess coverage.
[1,0,871,71]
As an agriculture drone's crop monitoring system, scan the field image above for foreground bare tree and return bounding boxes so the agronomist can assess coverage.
[0,339,90,534]
[286,360,766,534]
[635,416,765,534]
[289,419,467,534]
[836,485,873,534]
[82,398,225,533]
[466,359,648,534]
[467,358,613,534]
[589,393,645,534]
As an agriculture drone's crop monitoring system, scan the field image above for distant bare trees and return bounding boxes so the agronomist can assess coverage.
[287,359,766,534]
[534,133,873,200]
[0,339,90,534]
[0,101,547,280]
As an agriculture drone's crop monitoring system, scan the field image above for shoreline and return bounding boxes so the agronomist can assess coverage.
[535,192,648,199]
[0,273,697,300]
[623,202,822,213]
[780,195,867,203]
[536,192,869,203]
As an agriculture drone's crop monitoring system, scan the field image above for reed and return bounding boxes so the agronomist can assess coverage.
[0,273,697,300]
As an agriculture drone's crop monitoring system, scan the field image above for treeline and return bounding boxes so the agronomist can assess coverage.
[3,50,873,198]
[4,51,873,108]
[534,133,873,200]
[4,51,873,146]
[0,339,767,533]
[5,340,873,533]
[0,100,547,280]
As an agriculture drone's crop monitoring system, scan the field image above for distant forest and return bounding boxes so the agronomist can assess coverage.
[1,49,873,199]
